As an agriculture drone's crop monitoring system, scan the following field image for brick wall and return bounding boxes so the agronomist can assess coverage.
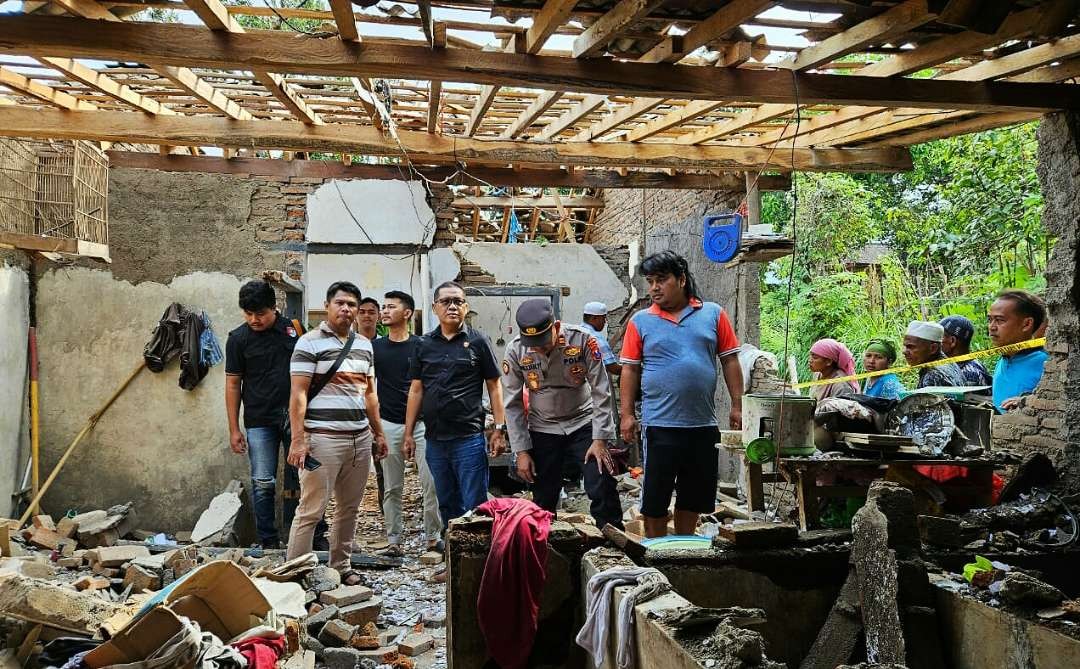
[591,187,742,246]
[991,112,1080,491]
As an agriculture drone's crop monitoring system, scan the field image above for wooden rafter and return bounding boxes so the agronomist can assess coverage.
[182,0,322,125]
[533,94,608,141]
[640,0,776,64]
[428,22,446,134]
[0,66,96,110]
[525,0,579,55]
[36,57,174,115]
[501,90,564,139]
[453,196,604,208]
[47,0,252,121]
[4,16,1075,113]
[328,0,359,42]
[0,107,914,172]
[573,0,667,59]
[681,0,1054,147]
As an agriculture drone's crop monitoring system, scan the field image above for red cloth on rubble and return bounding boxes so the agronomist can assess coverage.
[913,464,969,483]
[476,498,554,669]
[231,636,285,669]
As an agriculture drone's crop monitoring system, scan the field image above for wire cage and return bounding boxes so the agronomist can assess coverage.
[0,138,108,247]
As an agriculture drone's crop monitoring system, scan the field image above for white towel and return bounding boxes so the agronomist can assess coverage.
[575,567,671,669]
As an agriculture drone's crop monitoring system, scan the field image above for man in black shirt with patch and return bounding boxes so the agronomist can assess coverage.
[404,281,507,526]
[225,279,326,549]
[373,291,442,555]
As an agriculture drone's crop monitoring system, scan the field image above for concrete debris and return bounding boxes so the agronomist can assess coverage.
[321,584,373,607]
[999,571,1065,608]
[319,618,357,647]
[800,570,862,669]
[0,573,124,635]
[851,487,905,666]
[716,522,798,549]
[191,480,244,545]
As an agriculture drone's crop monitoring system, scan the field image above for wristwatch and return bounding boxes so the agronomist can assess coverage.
[493,423,508,432]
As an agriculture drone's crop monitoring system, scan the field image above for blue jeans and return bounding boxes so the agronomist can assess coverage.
[425,433,489,527]
[246,424,297,544]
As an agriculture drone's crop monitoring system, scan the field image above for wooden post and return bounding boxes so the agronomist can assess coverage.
[470,207,480,240]
[499,206,511,243]
[796,469,820,531]
[528,207,540,240]
[744,171,760,230]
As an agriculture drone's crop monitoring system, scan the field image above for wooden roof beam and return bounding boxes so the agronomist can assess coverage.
[106,150,794,189]
[6,14,1079,113]
[863,111,1041,146]
[501,90,564,139]
[0,66,96,110]
[684,0,1058,146]
[784,0,941,72]
[573,0,667,59]
[533,94,608,141]
[428,22,446,133]
[50,0,252,120]
[766,22,1080,149]
[525,0,579,55]
[182,0,322,124]
[36,57,174,115]
[0,106,914,172]
[571,96,667,142]
[328,0,360,42]
[639,0,776,64]
[626,100,731,142]
[453,196,604,208]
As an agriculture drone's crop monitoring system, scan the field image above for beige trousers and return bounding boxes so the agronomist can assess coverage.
[287,429,372,570]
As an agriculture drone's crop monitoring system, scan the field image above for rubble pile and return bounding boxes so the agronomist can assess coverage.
[0,465,449,669]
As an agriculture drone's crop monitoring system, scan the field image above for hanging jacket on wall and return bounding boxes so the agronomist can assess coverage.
[144,303,186,373]
[143,302,221,390]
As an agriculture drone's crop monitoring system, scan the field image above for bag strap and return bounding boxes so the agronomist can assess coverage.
[291,318,306,335]
[308,331,355,401]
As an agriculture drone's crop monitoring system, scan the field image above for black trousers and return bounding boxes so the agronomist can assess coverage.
[529,425,624,530]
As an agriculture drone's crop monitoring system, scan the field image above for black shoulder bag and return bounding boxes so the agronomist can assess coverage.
[308,331,356,400]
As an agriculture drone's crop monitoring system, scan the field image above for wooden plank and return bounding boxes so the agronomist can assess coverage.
[640,0,776,64]
[427,22,446,133]
[4,16,1078,113]
[350,76,386,131]
[501,90,564,139]
[0,67,96,110]
[525,0,579,55]
[499,205,511,243]
[533,94,607,141]
[785,0,939,72]
[466,85,500,136]
[328,0,359,41]
[572,0,666,59]
[453,196,603,208]
[0,231,79,255]
[37,57,174,115]
[105,151,797,188]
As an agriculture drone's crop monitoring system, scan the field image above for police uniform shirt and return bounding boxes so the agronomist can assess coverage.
[501,324,616,454]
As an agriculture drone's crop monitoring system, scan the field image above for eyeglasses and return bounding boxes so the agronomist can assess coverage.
[436,297,467,307]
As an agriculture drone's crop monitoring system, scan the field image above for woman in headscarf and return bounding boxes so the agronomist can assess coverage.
[808,338,860,401]
[862,338,905,400]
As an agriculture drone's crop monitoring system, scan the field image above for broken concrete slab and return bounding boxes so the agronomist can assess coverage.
[398,633,434,656]
[320,584,373,607]
[322,647,364,669]
[917,515,965,548]
[74,575,111,591]
[304,604,339,636]
[88,545,150,567]
[0,573,123,634]
[999,572,1065,608]
[191,480,244,545]
[418,552,442,566]
[716,522,798,549]
[122,564,160,593]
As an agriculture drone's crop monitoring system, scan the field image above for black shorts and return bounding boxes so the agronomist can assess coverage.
[640,425,719,517]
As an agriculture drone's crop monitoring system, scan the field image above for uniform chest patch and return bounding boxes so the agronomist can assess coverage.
[526,370,541,390]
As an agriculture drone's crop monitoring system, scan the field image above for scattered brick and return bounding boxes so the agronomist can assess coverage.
[73,575,111,591]
[318,619,356,648]
[398,633,434,657]
[320,584,373,607]
[338,597,383,627]
[418,552,443,566]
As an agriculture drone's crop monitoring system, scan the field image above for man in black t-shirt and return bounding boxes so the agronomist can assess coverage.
[225,279,327,549]
[373,291,442,555]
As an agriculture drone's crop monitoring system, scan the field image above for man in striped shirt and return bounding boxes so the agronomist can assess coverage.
[286,281,387,577]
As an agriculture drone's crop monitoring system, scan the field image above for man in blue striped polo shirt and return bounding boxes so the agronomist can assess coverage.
[619,251,744,538]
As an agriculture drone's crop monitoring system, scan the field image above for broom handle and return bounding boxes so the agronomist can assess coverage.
[18,361,147,526]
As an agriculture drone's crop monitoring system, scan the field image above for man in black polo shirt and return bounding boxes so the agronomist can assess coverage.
[403,281,508,525]
[225,279,326,549]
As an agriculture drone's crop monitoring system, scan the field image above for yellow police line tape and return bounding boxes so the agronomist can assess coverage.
[791,337,1046,390]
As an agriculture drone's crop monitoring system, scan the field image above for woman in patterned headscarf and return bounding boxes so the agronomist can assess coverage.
[862,338,905,400]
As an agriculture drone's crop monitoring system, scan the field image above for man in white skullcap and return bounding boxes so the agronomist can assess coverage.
[902,320,966,388]
[581,301,621,376]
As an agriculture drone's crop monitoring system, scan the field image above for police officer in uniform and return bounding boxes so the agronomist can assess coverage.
[501,299,624,529]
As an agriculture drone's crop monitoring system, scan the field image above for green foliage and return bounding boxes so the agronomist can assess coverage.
[760,122,1049,381]
[232,0,329,33]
